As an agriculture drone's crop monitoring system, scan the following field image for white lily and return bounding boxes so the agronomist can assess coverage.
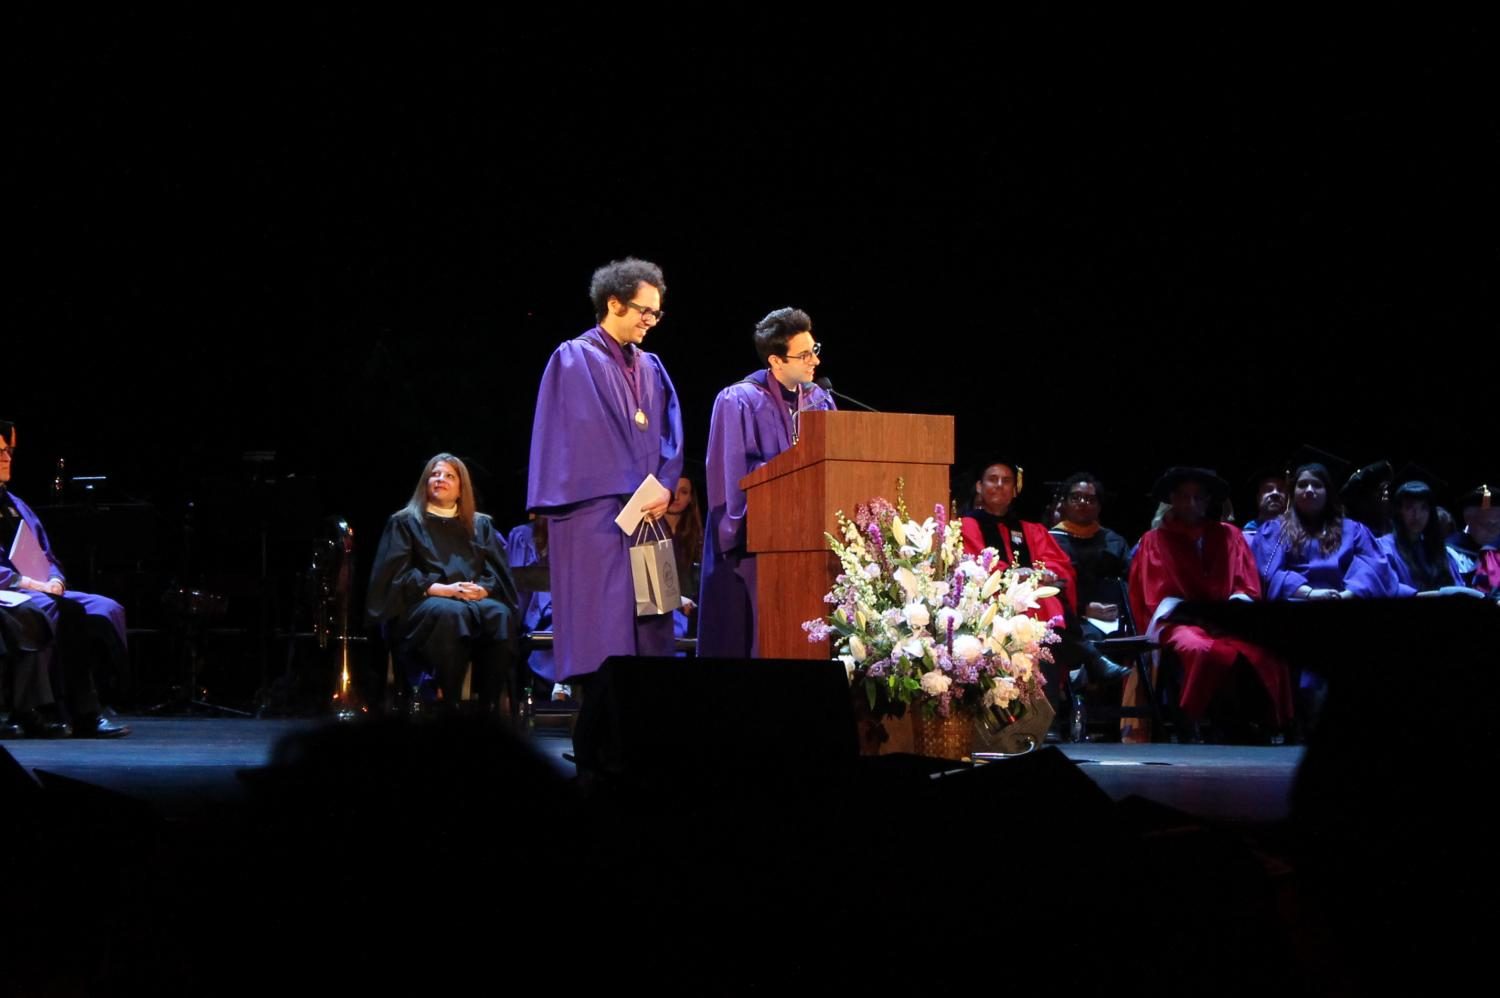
[980,570,1005,600]
[893,566,921,601]
[935,606,964,633]
[903,602,931,629]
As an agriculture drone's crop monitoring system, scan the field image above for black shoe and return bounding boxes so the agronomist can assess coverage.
[73,713,132,739]
[0,716,26,739]
[1084,655,1133,685]
[14,709,72,739]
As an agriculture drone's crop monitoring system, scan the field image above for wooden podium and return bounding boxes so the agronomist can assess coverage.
[741,411,955,659]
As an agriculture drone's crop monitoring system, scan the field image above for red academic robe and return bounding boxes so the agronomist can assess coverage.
[960,516,1078,621]
[1127,519,1293,725]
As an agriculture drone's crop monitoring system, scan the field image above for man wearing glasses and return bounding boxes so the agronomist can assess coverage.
[1049,472,1133,639]
[0,419,131,737]
[526,259,685,699]
[697,307,835,658]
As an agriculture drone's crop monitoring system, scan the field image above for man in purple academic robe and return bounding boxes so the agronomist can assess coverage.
[525,258,684,689]
[0,419,131,737]
[697,307,834,658]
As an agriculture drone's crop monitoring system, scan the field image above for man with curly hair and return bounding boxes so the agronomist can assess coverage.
[526,259,685,696]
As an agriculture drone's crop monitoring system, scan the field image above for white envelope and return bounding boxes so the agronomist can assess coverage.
[614,474,665,535]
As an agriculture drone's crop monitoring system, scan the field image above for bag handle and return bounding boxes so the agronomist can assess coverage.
[632,516,669,544]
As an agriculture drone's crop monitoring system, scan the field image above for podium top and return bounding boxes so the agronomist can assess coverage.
[741,410,955,491]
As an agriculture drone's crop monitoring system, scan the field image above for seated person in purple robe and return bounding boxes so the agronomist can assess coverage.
[1447,484,1500,599]
[367,453,518,711]
[0,419,130,737]
[1251,462,1400,601]
[506,515,563,700]
[1377,479,1464,595]
[698,307,834,658]
[526,258,684,695]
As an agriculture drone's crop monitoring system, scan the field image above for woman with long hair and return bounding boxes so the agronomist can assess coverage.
[366,453,519,711]
[1377,480,1462,595]
[1251,463,1399,601]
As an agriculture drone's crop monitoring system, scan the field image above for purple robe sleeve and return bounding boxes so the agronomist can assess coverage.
[1251,520,1309,600]
[1341,522,1400,598]
[1376,533,1419,597]
[526,338,684,512]
[505,524,537,621]
[704,387,762,557]
[652,355,686,489]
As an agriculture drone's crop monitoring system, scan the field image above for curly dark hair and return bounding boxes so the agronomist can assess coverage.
[752,307,813,365]
[589,257,666,320]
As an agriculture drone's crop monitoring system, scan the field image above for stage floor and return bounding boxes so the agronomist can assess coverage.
[2,714,1304,825]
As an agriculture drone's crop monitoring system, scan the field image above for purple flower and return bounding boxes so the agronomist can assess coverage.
[934,502,946,526]
[802,619,833,642]
[866,521,886,564]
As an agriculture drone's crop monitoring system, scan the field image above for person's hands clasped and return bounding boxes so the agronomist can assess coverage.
[430,581,488,601]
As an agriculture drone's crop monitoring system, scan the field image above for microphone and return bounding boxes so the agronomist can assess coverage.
[816,377,879,413]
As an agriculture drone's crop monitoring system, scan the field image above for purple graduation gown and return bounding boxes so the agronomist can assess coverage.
[526,328,684,680]
[697,371,834,658]
[1251,516,1400,599]
[1,490,128,647]
[505,522,556,681]
[1374,532,1463,596]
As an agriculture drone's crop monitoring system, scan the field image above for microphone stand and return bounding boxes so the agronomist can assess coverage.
[815,378,879,413]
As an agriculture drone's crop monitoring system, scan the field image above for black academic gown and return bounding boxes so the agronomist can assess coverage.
[366,510,519,704]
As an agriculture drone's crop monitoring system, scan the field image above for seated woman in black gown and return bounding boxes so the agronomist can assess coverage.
[366,453,518,711]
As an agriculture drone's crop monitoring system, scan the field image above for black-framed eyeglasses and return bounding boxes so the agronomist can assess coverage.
[625,301,665,323]
[0,445,13,458]
[781,341,821,363]
[1065,493,1100,504]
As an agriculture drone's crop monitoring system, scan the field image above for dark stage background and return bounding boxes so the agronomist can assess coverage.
[6,12,1492,689]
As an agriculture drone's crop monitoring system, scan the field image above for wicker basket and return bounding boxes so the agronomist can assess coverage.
[910,707,975,760]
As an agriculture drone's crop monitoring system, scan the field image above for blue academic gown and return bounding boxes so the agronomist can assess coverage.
[1375,532,1463,596]
[1251,517,1401,599]
[1,489,128,648]
[526,328,684,680]
[697,371,834,658]
[505,522,556,681]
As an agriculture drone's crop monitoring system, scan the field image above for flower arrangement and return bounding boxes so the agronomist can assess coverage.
[802,486,1061,724]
